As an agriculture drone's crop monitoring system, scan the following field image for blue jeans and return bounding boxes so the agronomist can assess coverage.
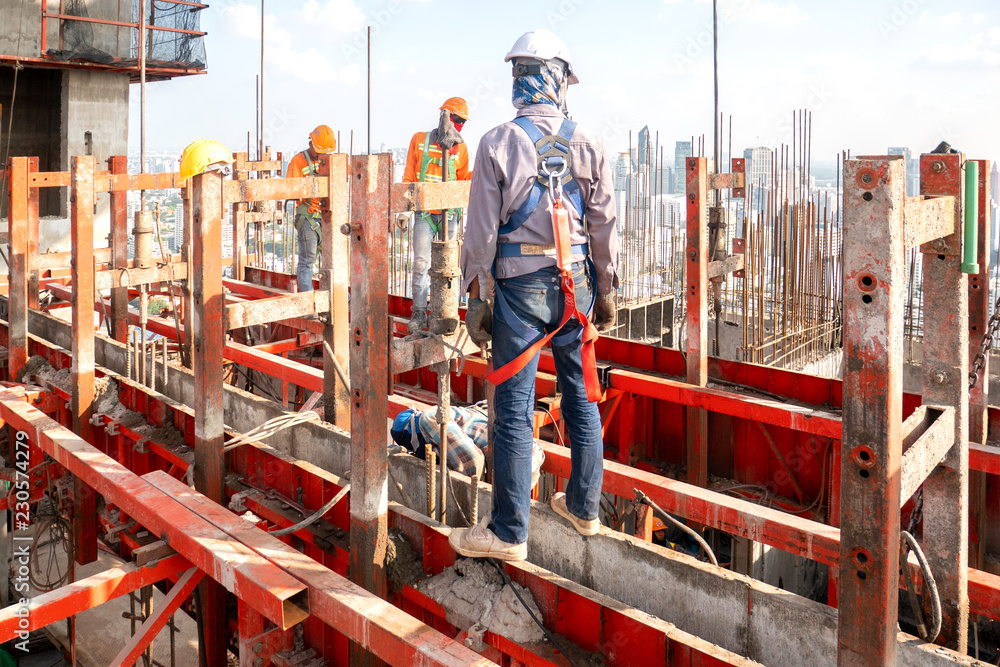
[296,214,320,292]
[411,211,459,316]
[489,263,604,545]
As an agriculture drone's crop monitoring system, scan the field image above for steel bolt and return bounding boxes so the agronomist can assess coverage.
[933,370,948,384]
[340,222,361,236]
[253,642,263,654]
[861,172,873,184]
[253,659,264,667]
[932,160,946,174]
[688,249,697,260]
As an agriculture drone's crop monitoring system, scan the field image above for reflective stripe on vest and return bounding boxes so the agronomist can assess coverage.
[417,131,457,183]
[295,151,321,219]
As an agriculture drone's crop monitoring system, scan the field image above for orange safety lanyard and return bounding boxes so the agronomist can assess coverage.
[487,199,602,402]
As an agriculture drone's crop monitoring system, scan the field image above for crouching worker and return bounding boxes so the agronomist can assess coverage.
[390,405,544,485]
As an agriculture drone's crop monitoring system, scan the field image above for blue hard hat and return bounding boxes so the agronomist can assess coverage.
[391,408,421,451]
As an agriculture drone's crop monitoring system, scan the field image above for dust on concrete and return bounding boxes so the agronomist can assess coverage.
[417,558,546,646]
[24,356,188,452]
[386,528,424,594]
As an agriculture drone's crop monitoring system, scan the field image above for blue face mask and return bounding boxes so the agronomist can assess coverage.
[512,59,568,112]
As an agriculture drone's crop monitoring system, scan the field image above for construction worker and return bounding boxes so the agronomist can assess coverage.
[399,98,472,333]
[178,139,233,182]
[285,125,336,292]
[448,29,618,561]
[389,404,544,483]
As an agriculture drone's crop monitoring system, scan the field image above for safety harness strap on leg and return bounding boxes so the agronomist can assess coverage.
[487,200,602,402]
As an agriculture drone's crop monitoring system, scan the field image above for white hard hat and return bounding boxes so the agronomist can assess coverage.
[505,29,579,84]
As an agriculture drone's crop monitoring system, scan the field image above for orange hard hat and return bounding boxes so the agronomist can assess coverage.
[440,97,469,121]
[309,125,336,154]
[652,516,666,532]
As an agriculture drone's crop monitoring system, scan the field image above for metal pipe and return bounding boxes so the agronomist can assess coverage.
[962,160,980,275]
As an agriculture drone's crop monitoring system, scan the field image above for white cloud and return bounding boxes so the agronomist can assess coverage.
[743,2,807,25]
[300,0,366,34]
[940,12,961,26]
[377,60,398,73]
[973,13,986,24]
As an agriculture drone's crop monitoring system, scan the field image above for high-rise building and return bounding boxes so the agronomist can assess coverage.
[173,204,184,252]
[887,146,919,195]
[743,147,774,192]
[991,162,998,205]
[671,141,692,194]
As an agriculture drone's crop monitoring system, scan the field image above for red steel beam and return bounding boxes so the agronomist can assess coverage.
[0,392,310,629]
[111,567,205,667]
[108,155,130,343]
[918,152,970,651]
[70,155,98,565]
[347,154,392,666]
[0,553,192,639]
[144,471,495,667]
[685,156,709,488]
[320,153,351,430]
[190,168,228,667]
[837,157,906,665]
[7,158,29,382]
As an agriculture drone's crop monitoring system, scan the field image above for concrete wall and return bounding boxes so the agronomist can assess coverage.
[0,0,42,58]
[0,66,127,262]
[21,307,985,667]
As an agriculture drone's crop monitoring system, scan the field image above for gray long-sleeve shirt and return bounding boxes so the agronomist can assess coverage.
[460,104,619,296]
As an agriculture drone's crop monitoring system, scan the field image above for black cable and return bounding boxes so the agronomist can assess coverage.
[488,559,579,667]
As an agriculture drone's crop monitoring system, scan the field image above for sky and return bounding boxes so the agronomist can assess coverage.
[129,0,1000,169]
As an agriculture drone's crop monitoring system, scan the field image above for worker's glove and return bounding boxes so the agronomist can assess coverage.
[593,291,617,332]
[466,298,493,344]
[395,213,410,231]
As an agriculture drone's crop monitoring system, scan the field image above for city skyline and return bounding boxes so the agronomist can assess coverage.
[128,1,1000,171]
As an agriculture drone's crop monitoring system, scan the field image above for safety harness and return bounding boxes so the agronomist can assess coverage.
[417,129,458,234]
[486,116,602,402]
[294,151,323,249]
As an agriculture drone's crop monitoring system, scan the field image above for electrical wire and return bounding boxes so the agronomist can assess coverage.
[900,530,941,644]
[223,409,321,452]
[633,488,719,567]
[536,405,565,447]
[487,559,579,667]
[269,482,349,538]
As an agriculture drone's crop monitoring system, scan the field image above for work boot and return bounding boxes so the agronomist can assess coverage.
[448,522,527,561]
[408,311,428,334]
[550,493,599,536]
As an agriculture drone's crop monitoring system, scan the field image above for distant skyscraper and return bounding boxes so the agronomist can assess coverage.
[173,204,184,252]
[887,146,918,195]
[743,147,774,192]
[671,141,692,194]
[638,126,650,167]
[991,162,998,205]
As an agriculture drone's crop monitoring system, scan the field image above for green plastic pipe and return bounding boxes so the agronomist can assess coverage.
[962,160,980,275]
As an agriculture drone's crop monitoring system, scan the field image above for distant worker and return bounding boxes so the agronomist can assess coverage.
[449,29,619,561]
[399,98,472,333]
[178,139,233,182]
[390,404,544,484]
[285,125,336,292]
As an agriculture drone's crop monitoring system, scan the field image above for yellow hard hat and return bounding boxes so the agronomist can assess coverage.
[309,125,337,154]
[179,139,233,182]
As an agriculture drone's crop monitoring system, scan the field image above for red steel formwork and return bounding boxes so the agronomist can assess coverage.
[1,151,998,665]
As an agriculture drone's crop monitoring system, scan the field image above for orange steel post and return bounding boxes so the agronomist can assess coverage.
[685,157,709,488]
[320,153,351,430]
[27,157,39,310]
[968,159,991,573]
[7,157,29,383]
[109,155,130,342]
[70,155,98,565]
[347,154,391,666]
[190,168,228,667]
[837,158,906,665]
[919,152,969,651]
